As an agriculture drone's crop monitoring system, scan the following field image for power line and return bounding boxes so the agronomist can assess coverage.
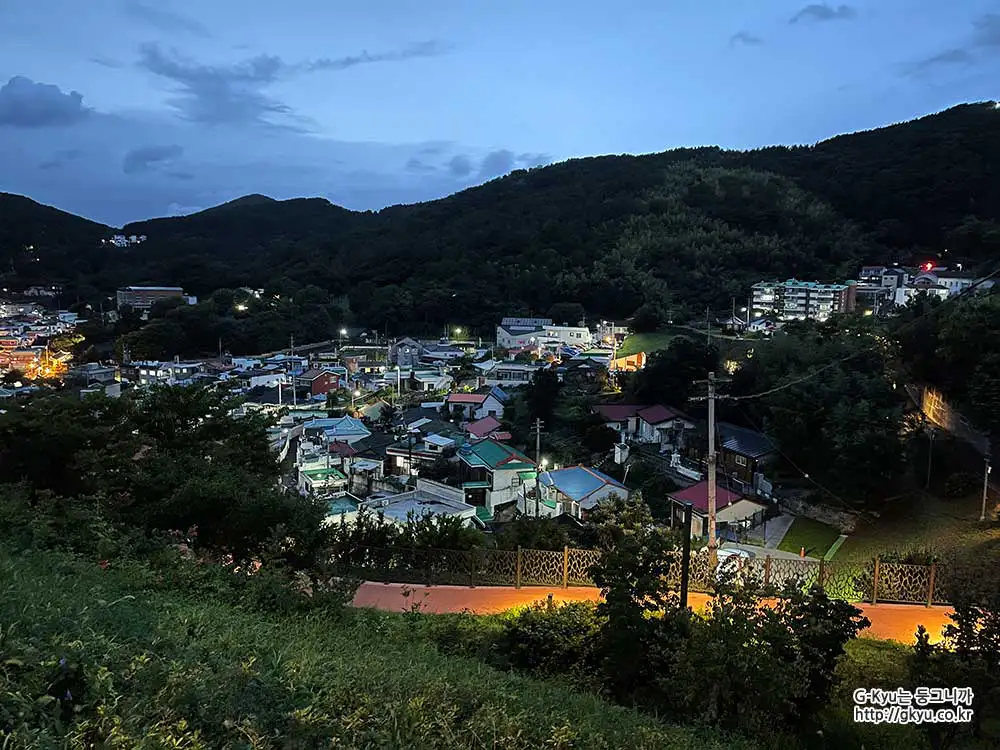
[719,264,1000,404]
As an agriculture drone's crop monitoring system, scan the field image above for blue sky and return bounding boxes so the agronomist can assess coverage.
[1,0,998,226]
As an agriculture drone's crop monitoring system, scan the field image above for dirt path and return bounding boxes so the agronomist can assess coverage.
[353,582,954,645]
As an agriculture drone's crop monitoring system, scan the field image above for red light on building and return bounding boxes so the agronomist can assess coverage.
[922,262,935,272]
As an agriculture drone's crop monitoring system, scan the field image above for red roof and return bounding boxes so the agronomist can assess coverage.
[492,431,512,441]
[465,415,502,438]
[669,481,744,514]
[594,404,647,422]
[329,441,358,457]
[447,392,487,404]
[637,405,684,425]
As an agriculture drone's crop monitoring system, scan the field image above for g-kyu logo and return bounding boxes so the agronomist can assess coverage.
[853,687,974,725]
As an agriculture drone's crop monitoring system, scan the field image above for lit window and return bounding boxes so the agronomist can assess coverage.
[735,455,748,467]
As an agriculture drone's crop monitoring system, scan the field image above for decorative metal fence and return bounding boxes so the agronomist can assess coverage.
[331,545,953,606]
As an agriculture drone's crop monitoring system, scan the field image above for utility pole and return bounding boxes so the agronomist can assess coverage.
[679,502,693,609]
[531,418,544,517]
[691,371,730,570]
[731,296,736,330]
[707,371,718,567]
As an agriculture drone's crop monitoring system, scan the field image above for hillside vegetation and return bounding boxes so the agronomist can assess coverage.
[4,102,1000,335]
[0,545,752,750]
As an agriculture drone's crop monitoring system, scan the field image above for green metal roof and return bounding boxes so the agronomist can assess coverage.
[518,471,538,481]
[475,506,493,522]
[302,467,347,480]
[460,439,535,471]
[462,480,491,489]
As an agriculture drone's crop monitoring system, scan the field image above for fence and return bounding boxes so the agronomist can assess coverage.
[331,545,956,606]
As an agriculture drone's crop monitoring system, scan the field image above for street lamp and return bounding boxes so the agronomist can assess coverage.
[980,458,992,522]
[339,328,347,347]
[351,389,361,409]
[534,458,549,517]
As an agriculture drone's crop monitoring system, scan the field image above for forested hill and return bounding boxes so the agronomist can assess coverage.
[5,101,1000,333]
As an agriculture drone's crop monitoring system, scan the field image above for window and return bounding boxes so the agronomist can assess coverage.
[735,455,748,467]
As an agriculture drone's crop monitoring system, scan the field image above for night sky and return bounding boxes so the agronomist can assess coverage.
[1,1,997,226]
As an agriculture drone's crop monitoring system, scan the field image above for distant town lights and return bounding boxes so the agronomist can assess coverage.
[235,304,248,311]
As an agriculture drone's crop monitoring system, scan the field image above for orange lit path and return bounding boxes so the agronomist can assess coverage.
[353,582,955,645]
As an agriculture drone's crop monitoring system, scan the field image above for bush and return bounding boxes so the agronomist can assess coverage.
[942,471,980,498]
[497,601,605,678]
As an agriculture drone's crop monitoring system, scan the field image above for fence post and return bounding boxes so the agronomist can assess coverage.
[872,555,880,605]
[562,546,569,589]
[516,546,522,589]
[469,549,476,588]
[764,555,772,588]
[818,559,826,588]
[927,562,936,608]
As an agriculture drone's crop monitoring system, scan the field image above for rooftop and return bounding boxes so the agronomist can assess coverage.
[594,404,646,422]
[465,415,502,438]
[540,466,627,509]
[458,438,534,471]
[447,392,487,404]
[637,404,686,425]
[717,422,777,459]
[669,481,744,514]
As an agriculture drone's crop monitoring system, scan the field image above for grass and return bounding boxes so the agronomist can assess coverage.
[0,545,756,750]
[777,517,842,558]
[837,490,1000,562]
[616,331,675,358]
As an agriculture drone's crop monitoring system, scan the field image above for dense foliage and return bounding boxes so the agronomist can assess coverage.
[8,103,1000,355]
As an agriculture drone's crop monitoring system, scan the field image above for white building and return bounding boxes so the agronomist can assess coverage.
[495,317,552,349]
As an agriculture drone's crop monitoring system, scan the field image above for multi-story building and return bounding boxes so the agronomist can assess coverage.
[496,317,553,349]
[751,279,857,322]
[116,286,197,312]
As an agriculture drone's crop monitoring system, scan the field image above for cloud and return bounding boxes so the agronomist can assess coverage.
[38,148,83,170]
[516,152,551,168]
[137,43,293,127]
[137,41,453,127]
[91,56,126,69]
[123,1,210,37]
[405,157,436,172]
[730,31,764,46]
[900,13,1000,77]
[123,144,183,174]
[0,76,90,127]
[308,40,452,72]
[789,4,856,24]
[477,149,516,179]
[446,154,473,177]
[167,171,195,180]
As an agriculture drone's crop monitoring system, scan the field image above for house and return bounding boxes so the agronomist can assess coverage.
[716,422,777,485]
[262,354,309,373]
[135,360,204,387]
[496,317,553,349]
[69,362,119,385]
[481,361,547,388]
[389,337,423,368]
[445,390,505,421]
[420,342,466,363]
[532,466,629,519]
[302,415,372,445]
[297,466,349,496]
[411,369,453,392]
[558,358,607,389]
[667,481,768,539]
[457,439,537,521]
[635,405,695,452]
[609,351,646,372]
[295,368,341,397]
[365,479,479,527]
[593,404,646,440]
[540,324,592,348]
[464,416,510,441]
[385,430,458,475]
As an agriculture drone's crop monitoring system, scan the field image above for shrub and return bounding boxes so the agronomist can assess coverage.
[942,471,980,498]
[497,600,605,678]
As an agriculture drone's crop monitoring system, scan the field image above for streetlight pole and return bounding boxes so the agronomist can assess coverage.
[980,458,992,522]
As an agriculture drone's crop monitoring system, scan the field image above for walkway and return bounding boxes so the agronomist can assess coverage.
[353,582,954,645]
[762,513,795,549]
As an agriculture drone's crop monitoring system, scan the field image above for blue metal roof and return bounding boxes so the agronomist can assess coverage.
[539,466,625,502]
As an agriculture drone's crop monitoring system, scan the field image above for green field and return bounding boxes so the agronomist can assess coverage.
[0,546,754,749]
[777,517,842,558]
[616,331,675,358]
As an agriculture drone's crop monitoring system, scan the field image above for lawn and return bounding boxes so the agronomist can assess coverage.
[836,489,1000,562]
[616,330,675,358]
[777,517,842,558]
[0,545,755,750]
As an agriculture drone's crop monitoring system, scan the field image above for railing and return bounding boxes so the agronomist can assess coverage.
[331,545,954,605]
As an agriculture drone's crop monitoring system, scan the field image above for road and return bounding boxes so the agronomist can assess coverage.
[352,582,954,645]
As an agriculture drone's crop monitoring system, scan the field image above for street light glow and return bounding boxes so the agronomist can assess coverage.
[340,328,347,336]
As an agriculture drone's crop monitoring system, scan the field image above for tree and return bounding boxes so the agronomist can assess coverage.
[524,368,560,424]
[631,335,718,405]
[2,368,24,385]
[548,302,586,326]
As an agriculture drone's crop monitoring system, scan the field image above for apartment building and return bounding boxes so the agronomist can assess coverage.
[116,286,197,312]
[751,279,857,322]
